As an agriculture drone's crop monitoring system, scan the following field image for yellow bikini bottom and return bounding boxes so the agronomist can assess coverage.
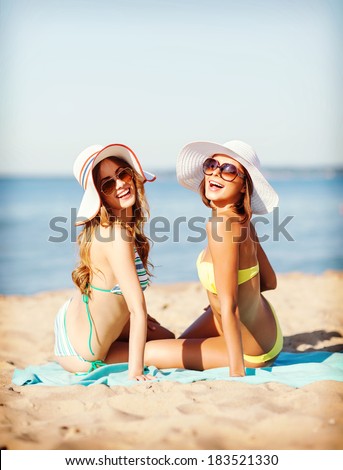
[243,299,283,364]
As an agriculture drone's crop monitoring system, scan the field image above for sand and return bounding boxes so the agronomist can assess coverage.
[0,271,342,450]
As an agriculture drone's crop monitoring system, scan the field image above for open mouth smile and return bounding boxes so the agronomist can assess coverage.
[116,188,131,199]
[209,180,224,190]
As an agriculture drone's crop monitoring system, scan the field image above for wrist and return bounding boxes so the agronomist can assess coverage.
[128,365,144,376]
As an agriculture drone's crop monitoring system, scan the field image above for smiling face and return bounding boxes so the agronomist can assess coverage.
[95,157,136,217]
[204,154,246,209]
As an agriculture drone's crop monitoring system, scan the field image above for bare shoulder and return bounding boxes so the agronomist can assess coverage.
[206,212,245,243]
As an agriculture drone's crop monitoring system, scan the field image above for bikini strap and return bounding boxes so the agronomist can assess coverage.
[81,283,111,358]
[82,292,95,357]
[89,284,112,293]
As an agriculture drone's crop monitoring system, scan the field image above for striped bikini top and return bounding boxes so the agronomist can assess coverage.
[90,248,149,296]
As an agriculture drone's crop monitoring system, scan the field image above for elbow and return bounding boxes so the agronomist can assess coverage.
[126,295,147,317]
[129,308,146,318]
[128,302,147,318]
[220,299,239,317]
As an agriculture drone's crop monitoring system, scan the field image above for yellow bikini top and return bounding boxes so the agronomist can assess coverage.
[196,250,259,295]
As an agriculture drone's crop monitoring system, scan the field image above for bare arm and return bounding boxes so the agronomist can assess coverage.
[207,218,245,377]
[250,222,277,292]
[104,225,148,379]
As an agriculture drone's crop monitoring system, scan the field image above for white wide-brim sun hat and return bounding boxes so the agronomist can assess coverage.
[73,143,156,225]
[176,140,279,214]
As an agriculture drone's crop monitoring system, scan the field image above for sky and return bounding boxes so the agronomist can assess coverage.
[0,0,342,176]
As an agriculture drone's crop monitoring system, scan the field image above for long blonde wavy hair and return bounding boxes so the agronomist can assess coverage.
[72,157,153,294]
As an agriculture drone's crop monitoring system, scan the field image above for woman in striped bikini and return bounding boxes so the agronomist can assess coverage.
[54,143,174,380]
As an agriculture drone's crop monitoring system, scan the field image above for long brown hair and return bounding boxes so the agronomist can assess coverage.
[72,157,153,294]
[199,166,253,223]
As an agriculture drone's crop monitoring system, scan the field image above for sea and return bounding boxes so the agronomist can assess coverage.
[1,169,342,295]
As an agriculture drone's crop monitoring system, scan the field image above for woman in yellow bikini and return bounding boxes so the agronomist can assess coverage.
[54,143,174,380]
[144,140,283,377]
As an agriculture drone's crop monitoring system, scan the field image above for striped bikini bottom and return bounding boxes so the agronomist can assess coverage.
[54,299,106,374]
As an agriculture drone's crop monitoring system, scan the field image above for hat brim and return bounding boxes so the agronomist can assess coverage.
[75,179,101,226]
[92,144,156,182]
[176,141,279,214]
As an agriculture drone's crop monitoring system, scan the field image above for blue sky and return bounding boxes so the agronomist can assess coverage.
[1,0,342,176]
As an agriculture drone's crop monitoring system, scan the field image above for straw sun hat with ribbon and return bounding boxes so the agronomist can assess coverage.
[176,140,279,215]
[73,143,156,225]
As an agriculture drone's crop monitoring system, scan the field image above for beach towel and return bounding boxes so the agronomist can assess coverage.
[12,351,343,388]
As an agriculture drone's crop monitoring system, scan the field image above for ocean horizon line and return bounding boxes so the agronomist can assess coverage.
[1,165,343,180]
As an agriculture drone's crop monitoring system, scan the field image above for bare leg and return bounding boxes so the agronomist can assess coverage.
[144,336,229,370]
[105,336,228,370]
[142,304,227,370]
[179,305,221,339]
[144,335,279,371]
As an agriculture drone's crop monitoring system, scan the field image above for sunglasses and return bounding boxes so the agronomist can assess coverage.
[202,158,246,182]
[100,167,134,196]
